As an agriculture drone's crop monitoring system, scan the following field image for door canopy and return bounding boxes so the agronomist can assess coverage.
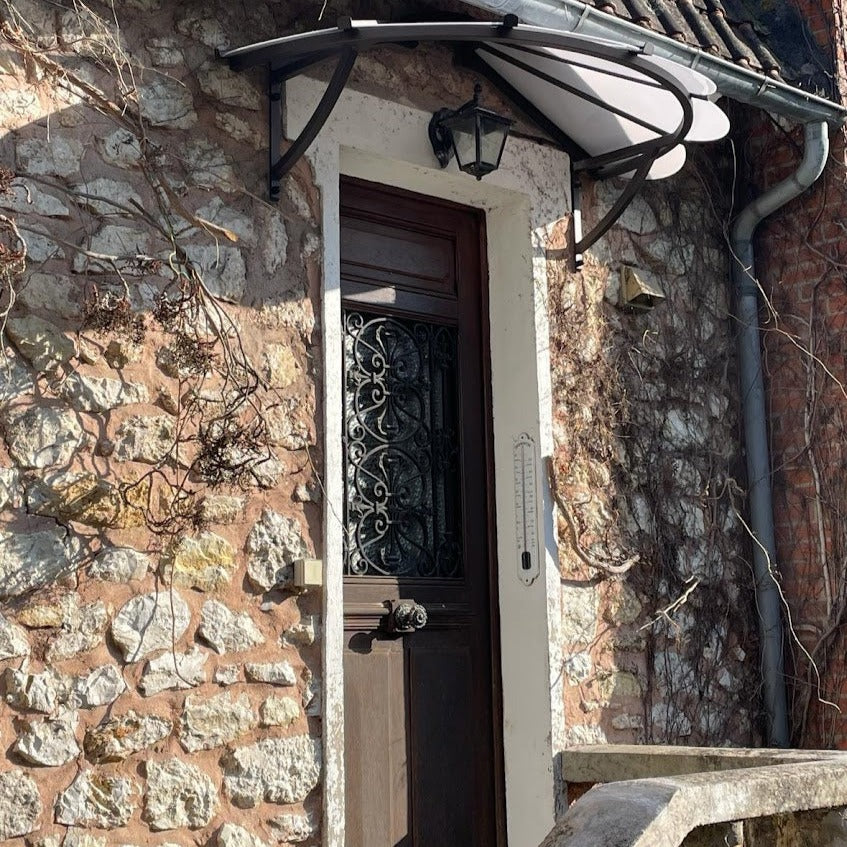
[220,17,729,252]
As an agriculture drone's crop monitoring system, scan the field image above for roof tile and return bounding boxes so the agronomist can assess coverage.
[580,0,831,86]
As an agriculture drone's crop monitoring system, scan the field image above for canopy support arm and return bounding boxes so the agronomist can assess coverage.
[268,47,357,199]
[574,153,653,255]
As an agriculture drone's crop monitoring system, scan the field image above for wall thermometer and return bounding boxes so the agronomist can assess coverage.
[513,432,541,586]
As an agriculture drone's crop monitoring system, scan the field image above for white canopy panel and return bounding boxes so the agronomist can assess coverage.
[476,42,730,179]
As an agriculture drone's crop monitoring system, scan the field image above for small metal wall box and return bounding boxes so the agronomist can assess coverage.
[293,558,323,589]
[620,265,666,311]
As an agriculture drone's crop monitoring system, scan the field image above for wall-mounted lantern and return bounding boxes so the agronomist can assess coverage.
[428,83,514,180]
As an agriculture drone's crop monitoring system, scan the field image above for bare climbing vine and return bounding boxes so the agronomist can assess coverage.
[0,0,303,553]
[548,148,761,746]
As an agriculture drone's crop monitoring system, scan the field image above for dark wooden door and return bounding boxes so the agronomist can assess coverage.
[341,177,503,847]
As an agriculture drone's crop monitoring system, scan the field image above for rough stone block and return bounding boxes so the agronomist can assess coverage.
[138,76,197,128]
[244,661,296,687]
[24,225,65,262]
[84,711,172,763]
[57,372,148,412]
[214,112,262,149]
[46,599,108,661]
[216,823,268,847]
[16,136,83,177]
[561,584,599,645]
[111,591,190,662]
[114,414,175,464]
[88,547,150,582]
[5,315,76,372]
[162,531,237,592]
[0,180,69,217]
[268,813,316,843]
[16,272,83,319]
[143,759,218,830]
[27,470,145,529]
[99,129,142,168]
[0,527,79,598]
[0,613,29,660]
[179,691,257,752]
[13,710,80,766]
[182,139,236,191]
[261,343,299,389]
[183,244,246,302]
[67,665,127,709]
[3,667,65,713]
[281,616,318,647]
[259,695,299,728]
[195,197,255,243]
[221,735,321,808]
[175,10,229,49]
[198,599,265,654]
[198,62,261,110]
[55,770,137,828]
[146,36,183,67]
[200,494,246,524]
[73,178,143,216]
[72,224,152,275]
[139,646,207,696]
[0,769,41,838]
[245,509,309,591]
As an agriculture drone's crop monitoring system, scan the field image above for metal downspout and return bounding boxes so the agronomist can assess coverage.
[731,121,829,748]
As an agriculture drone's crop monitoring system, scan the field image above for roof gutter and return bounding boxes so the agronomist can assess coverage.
[462,0,847,125]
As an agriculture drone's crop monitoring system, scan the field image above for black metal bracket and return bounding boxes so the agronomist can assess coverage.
[428,107,455,168]
[267,47,358,201]
[573,155,654,254]
[268,69,283,201]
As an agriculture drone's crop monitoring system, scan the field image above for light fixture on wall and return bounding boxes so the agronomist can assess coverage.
[428,82,513,180]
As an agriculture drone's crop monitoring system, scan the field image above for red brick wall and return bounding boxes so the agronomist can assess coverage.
[744,0,847,746]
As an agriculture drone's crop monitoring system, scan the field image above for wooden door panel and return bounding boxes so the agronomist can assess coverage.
[344,635,409,847]
[340,218,456,295]
[408,634,476,846]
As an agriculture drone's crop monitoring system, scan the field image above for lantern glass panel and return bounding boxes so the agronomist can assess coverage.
[450,123,478,170]
[480,118,509,169]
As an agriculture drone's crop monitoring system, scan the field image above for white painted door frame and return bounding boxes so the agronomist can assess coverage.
[288,77,568,847]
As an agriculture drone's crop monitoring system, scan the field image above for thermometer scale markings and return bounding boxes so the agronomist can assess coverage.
[513,433,540,585]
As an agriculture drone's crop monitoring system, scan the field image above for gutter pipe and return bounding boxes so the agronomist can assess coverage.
[731,120,829,748]
[465,0,837,749]
[463,0,847,125]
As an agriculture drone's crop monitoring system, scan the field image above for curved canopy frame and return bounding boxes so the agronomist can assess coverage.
[220,18,699,253]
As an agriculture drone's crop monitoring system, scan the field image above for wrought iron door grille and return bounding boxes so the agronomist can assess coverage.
[343,310,462,578]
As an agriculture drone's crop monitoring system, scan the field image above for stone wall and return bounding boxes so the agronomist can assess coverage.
[0,1,324,844]
[550,152,761,747]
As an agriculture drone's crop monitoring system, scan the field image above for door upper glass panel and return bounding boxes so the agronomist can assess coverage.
[343,310,463,578]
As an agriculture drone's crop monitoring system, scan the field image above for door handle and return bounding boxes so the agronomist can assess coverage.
[383,599,428,635]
